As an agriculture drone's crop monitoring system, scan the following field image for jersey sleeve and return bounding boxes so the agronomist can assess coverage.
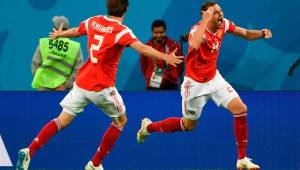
[115,28,138,46]
[224,18,236,33]
[77,18,90,35]
[188,25,199,41]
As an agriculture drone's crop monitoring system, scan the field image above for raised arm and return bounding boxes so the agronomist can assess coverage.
[231,26,272,41]
[189,7,213,50]
[49,23,81,39]
[130,41,183,67]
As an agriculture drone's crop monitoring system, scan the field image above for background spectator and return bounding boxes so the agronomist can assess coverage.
[140,20,184,90]
[31,16,84,91]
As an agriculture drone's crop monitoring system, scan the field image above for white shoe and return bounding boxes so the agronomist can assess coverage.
[16,148,31,170]
[236,157,260,170]
[137,118,152,143]
[85,161,104,170]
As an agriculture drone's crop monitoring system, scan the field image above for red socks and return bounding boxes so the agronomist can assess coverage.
[147,117,184,133]
[91,124,123,167]
[29,119,62,157]
[147,115,248,160]
[233,113,248,159]
[28,119,123,167]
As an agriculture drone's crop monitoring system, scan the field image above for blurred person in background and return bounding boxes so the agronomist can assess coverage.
[140,20,184,90]
[31,16,84,91]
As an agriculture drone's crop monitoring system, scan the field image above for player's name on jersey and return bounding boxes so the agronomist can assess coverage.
[91,21,114,33]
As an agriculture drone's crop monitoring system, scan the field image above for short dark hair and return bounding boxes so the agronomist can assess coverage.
[107,0,129,17]
[151,20,167,31]
[201,0,217,15]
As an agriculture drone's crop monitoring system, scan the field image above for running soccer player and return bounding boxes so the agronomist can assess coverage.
[16,0,183,170]
[137,1,272,170]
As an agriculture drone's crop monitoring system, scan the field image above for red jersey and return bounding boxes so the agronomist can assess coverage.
[140,38,183,88]
[186,18,236,83]
[75,15,138,91]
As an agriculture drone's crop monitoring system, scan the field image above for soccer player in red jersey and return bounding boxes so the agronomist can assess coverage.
[16,0,183,170]
[137,1,272,170]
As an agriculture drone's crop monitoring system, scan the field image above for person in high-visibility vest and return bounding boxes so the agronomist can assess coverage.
[31,16,84,91]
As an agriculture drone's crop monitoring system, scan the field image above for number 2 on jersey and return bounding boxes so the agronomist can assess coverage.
[90,35,104,63]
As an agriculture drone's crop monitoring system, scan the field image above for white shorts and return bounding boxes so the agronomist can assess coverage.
[181,71,239,120]
[60,83,126,118]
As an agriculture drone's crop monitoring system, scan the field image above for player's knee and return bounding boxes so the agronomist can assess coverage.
[120,116,128,127]
[113,114,127,128]
[185,124,196,131]
[183,118,197,131]
[234,103,247,115]
[240,103,248,113]
[57,119,71,128]
[57,113,74,128]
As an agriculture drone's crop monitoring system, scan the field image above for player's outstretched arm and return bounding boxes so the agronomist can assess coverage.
[232,27,272,40]
[49,23,81,39]
[130,41,183,67]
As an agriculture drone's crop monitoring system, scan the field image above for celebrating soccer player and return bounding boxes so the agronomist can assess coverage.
[137,1,272,170]
[16,0,183,170]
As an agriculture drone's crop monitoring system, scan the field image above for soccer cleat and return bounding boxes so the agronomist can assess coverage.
[236,157,260,170]
[16,148,31,170]
[85,161,104,170]
[137,118,152,143]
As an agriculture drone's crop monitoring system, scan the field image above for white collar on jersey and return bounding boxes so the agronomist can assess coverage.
[104,16,122,25]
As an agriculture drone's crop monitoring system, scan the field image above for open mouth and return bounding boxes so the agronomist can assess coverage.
[218,18,223,25]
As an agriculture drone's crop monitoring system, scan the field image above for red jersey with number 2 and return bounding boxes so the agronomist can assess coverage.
[75,15,138,91]
[186,18,236,83]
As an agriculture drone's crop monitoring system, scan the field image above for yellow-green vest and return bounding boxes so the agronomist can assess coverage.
[32,38,80,89]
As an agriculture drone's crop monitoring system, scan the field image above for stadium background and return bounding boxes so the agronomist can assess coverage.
[0,0,299,90]
[0,0,299,169]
